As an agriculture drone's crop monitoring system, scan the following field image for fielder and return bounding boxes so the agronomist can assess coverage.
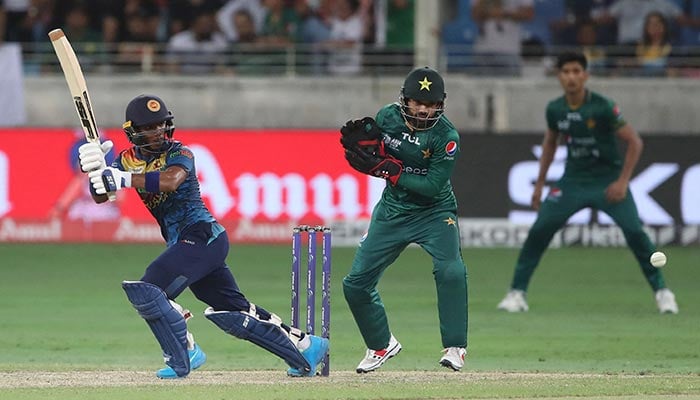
[79,94,329,378]
[497,51,679,314]
[341,67,468,372]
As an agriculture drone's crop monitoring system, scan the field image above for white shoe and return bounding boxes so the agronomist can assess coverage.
[356,334,402,373]
[497,289,529,312]
[655,288,679,314]
[439,347,466,371]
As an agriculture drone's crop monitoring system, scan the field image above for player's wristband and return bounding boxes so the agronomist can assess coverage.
[145,172,160,193]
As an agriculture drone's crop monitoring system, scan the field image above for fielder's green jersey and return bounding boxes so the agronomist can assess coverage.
[375,103,460,212]
[546,90,627,182]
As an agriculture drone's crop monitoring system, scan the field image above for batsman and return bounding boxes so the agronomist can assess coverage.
[78,94,329,378]
[340,67,468,373]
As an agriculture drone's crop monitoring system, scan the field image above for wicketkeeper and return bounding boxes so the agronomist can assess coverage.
[340,67,469,372]
[78,94,329,378]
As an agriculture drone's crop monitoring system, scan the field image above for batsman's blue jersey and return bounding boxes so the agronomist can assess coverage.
[113,142,222,246]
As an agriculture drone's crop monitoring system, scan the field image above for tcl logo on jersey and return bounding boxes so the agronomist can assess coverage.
[401,132,421,145]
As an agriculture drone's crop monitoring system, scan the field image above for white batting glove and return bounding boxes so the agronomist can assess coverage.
[88,167,132,195]
[78,140,113,172]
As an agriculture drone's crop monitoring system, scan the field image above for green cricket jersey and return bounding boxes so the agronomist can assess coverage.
[375,103,460,212]
[546,90,627,182]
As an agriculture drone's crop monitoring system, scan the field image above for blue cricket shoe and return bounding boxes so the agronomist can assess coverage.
[287,335,330,377]
[156,343,207,379]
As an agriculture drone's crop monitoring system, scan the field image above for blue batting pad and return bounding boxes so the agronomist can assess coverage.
[122,281,190,378]
[204,309,310,373]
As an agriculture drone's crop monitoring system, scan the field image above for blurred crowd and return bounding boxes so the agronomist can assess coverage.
[2,0,700,76]
[543,0,700,77]
[0,0,414,75]
[446,0,700,77]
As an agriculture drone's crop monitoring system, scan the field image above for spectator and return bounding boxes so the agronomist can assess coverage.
[27,0,56,43]
[257,0,298,45]
[294,0,332,74]
[105,1,164,72]
[357,0,374,44]
[101,1,125,43]
[100,0,163,43]
[128,0,163,41]
[168,0,226,36]
[233,8,257,43]
[229,8,275,74]
[322,0,364,75]
[576,18,609,75]
[550,0,616,46]
[56,5,105,72]
[166,8,229,74]
[49,1,102,40]
[382,0,414,69]
[634,11,672,76]
[216,0,266,42]
[62,5,101,42]
[295,0,331,44]
[230,0,298,75]
[385,0,413,49]
[596,0,700,46]
[471,0,535,76]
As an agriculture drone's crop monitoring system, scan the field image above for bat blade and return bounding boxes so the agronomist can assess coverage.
[49,28,116,202]
[49,28,100,144]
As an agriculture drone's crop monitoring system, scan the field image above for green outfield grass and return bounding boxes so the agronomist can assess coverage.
[0,243,698,399]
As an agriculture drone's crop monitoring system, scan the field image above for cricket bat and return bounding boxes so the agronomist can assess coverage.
[49,28,116,201]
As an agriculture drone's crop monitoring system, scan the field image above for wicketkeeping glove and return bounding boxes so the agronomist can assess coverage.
[345,148,402,186]
[78,140,114,172]
[340,117,385,156]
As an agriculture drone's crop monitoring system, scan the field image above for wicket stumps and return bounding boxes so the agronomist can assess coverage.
[291,225,331,376]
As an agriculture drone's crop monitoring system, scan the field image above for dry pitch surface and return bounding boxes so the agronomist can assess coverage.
[0,370,693,387]
[3,370,473,387]
[2,371,699,400]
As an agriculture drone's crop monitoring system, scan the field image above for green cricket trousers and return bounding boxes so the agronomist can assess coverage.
[342,201,468,350]
[511,179,666,292]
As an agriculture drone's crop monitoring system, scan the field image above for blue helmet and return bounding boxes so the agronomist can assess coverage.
[123,94,175,153]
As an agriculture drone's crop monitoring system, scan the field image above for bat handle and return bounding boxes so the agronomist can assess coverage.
[107,192,117,202]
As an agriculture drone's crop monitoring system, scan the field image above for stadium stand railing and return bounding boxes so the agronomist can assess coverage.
[14,40,700,78]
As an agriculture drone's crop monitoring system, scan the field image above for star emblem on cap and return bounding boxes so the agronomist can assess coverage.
[444,217,456,226]
[419,77,432,91]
